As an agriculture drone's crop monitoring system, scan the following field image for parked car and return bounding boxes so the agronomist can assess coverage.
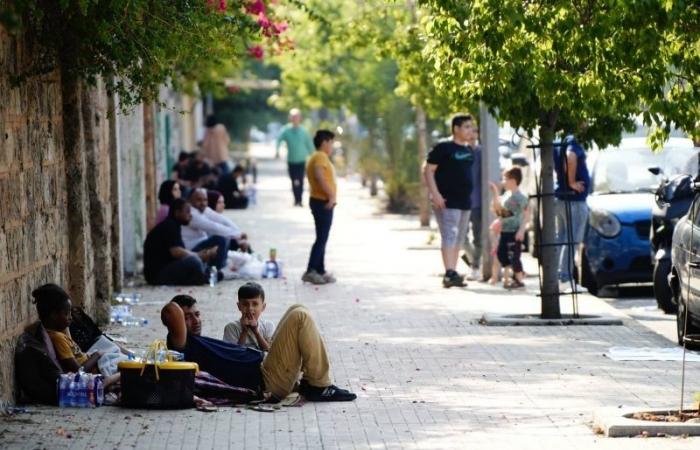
[650,173,695,313]
[579,138,698,296]
[670,188,700,349]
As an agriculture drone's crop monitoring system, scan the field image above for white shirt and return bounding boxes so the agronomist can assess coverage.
[181,206,242,249]
[222,319,276,351]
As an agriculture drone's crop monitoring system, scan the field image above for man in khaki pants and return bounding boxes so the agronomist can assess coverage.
[162,295,355,402]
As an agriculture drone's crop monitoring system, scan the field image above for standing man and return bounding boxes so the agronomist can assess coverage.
[462,128,482,281]
[276,108,315,206]
[423,115,476,288]
[553,134,590,293]
[302,130,337,285]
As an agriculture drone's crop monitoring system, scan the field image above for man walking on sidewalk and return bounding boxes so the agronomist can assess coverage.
[462,128,482,281]
[276,108,314,206]
[423,114,476,288]
[302,130,337,285]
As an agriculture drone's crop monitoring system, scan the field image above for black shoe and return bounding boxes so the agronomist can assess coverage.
[443,272,466,288]
[299,380,357,402]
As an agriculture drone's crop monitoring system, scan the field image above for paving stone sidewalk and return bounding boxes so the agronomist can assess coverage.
[2,147,699,449]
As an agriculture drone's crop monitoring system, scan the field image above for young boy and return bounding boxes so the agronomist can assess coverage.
[489,167,528,289]
[222,282,276,352]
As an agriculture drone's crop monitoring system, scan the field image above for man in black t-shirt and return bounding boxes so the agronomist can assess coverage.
[143,198,217,285]
[423,114,476,288]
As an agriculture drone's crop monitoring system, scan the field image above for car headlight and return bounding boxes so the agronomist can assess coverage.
[589,208,621,238]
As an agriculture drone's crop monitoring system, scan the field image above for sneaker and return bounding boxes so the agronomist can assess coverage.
[558,281,584,294]
[299,380,356,402]
[322,272,336,283]
[467,267,480,281]
[302,270,327,285]
[442,272,467,288]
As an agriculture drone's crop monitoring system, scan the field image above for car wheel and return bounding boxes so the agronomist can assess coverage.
[676,291,700,350]
[580,249,599,296]
[653,259,677,314]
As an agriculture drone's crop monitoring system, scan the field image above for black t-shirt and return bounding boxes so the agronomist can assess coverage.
[143,217,185,284]
[426,141,475,210]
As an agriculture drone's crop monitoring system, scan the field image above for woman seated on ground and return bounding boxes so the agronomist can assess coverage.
[207,190,226,213]
[217,165,249,210]
[156,180,182,225]
[32,284,120,387]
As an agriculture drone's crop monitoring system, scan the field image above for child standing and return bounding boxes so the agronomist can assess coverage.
[222,282,275,352]
[490,167,528,289]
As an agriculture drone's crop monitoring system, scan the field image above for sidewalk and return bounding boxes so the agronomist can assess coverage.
[2,147,699,449]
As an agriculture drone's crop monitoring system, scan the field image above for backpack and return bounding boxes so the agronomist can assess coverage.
[15,322,62,405]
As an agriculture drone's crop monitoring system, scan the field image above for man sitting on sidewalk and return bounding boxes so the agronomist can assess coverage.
[161,294,356,402]
[182,188,249,271]
[144,199,217,285]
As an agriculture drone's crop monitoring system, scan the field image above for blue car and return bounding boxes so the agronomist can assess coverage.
[579,138,697,295]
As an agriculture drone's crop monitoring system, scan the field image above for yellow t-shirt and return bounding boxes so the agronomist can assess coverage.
[306,151,336,201]
[47,330,88,365]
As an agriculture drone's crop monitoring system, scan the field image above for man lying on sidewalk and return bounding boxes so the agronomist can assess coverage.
[161,294,356,402]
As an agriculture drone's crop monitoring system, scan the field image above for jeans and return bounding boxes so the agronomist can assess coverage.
[464,207,482,269]
[155,255,207,285]
[192,235,229,270]
[555,199,589,282]
[288,162,306,205]
[261,304,331,398]
[307,198,334,274]
[497,231,523,272]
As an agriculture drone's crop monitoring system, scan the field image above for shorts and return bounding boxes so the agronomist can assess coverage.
[434,208,471,248]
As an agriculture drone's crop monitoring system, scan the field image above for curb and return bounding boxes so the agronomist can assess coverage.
[480,313,624,326]
[593,407,700,437]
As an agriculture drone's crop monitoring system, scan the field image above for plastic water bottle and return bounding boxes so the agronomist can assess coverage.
[68,376,78,407]
[209,266,218,287]
[58,375,69,407]
[263,248,280,278]
[95,377,104,406]
[166,350,184,361]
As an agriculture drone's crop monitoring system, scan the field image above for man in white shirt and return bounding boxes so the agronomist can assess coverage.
[183,189,249,269]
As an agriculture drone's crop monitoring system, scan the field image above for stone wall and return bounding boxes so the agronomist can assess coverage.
[0,29,68,401]
[0,28,115,401]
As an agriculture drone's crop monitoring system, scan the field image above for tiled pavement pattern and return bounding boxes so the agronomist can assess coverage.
[2,146,699,449]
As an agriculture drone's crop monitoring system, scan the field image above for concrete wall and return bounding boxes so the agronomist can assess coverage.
[115,101,147,277]
[0,29,68,401]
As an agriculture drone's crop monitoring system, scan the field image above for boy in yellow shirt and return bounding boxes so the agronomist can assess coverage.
[302,130,337,285]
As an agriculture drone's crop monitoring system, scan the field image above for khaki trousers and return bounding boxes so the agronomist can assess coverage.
[261,304,332,398]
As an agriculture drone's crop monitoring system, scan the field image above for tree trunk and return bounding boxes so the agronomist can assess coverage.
[416,106,430,227]
[143,102,157,232]
[60,71,94,309]
[108,89,123,293]
[538,120,561,319]
[81,81,112,324]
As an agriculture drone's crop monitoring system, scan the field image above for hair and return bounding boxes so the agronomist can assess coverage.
[171,295,197,308]
[289,108,301,117]
[158,180,178,206]
[451,114,473,131]
[238,282,265,302]
[189,188,207,200]
[32,284,70,320]
[168,198,188,218]
[205,115,218,128]
[313,129,335,149]
[177,151,191,163]
[504,167,523,186]
[232,165,245,174]
[207,190,223,210]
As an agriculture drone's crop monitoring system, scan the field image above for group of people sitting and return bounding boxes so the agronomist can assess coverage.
[171,115,251,210]
[146,184,251,286]
[16,282,356,405]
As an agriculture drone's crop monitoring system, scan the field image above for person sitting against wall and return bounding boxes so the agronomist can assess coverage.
[217,165,249,210]
[172,151,193,194]
[155,180,182,226]
[144,198,218,285]
[182,189,250,273]
[207,189,226,214]
[183,151,218,190]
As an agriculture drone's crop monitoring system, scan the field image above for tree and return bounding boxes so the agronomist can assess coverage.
[422,0,671,318]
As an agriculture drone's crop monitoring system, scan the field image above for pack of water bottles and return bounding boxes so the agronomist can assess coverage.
[110,304,149,327]
[262,248,283,279]
[57,371,104,408]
